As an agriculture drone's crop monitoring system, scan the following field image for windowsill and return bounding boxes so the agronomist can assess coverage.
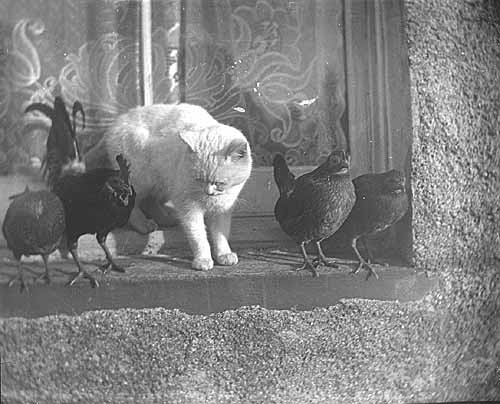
[0,238,437,319]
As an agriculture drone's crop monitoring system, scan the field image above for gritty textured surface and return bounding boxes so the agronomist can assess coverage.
[405,0,500,399]
[0,299,477,404]
[1,1,500,403]
[408,0,500,270]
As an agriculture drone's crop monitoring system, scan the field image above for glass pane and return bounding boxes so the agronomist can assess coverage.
[151,0,180,104]
[0,0,178,174]
[182,0,347,166]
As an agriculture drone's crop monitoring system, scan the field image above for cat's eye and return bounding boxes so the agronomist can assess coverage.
[215,181,226,188]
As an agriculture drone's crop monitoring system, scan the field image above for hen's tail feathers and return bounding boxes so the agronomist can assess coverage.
[24,103,54,120]
[72,101,85,160]
[116,154,131,184]
[272,154,295,197]
[26,96,86,190]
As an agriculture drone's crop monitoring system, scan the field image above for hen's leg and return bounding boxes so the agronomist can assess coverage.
[8,259,28,293]
[360,237,386,266]
[96,233,125,273]
[66,241,99,288]
[351,238,379,280]
[297,242,318,277]
[35,254,51,284]
[314,241,339,268]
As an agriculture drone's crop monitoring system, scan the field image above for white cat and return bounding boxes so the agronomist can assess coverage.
[85,103,252,271]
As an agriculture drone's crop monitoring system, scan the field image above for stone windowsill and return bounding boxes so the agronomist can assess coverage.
[0,234,436,319]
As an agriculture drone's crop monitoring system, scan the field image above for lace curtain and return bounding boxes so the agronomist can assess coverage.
[0,0,346,174]
[182,0,347,166]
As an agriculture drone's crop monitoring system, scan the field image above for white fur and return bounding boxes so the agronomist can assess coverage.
[90,103,252,270]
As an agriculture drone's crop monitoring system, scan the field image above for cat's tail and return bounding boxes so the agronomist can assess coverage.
[25,96,86,190]
[272,154,295,197]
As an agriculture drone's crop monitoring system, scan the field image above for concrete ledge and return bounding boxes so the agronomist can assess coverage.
[0,247,436,318]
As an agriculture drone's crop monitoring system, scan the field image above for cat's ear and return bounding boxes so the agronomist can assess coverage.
[225,139,249,161]
[179,131,199,152]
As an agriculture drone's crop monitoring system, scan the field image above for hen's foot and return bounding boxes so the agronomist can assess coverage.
[296,260,319,278]
[98,261,126,274]
[315,243,339,269]
[8,274,28,293]
[35,272,51,285]
[66,271,99,288]
[313,256,339,269]
[367,258,389,267]
[352,260,379,280]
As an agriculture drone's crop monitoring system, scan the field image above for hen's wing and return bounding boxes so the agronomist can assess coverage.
[275,174,321,240]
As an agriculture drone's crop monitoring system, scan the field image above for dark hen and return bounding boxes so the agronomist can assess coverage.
[25,96,135,288]
[2,187,65,292]
[273,151,356,277]
[53,155,135,287]
[337,169,409,279]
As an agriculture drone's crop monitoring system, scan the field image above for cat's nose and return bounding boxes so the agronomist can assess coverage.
[206,184,217,195]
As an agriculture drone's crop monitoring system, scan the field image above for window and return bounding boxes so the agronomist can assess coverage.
[0,0,411,258]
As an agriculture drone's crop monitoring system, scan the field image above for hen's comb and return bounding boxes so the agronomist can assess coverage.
[116,154,131,183]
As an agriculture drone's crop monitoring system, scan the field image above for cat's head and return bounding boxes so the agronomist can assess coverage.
[180,125,252,197]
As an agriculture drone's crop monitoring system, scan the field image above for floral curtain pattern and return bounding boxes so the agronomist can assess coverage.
[0,0,345,174]
[183,0,347,166]
[0,0,179,174]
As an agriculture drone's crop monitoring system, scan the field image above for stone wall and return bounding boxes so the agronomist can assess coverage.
[407,0,500,269]
[406,0,500,396]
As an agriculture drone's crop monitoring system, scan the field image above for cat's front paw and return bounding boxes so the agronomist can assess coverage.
[216,252,238,266]
[192,257,214,271]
